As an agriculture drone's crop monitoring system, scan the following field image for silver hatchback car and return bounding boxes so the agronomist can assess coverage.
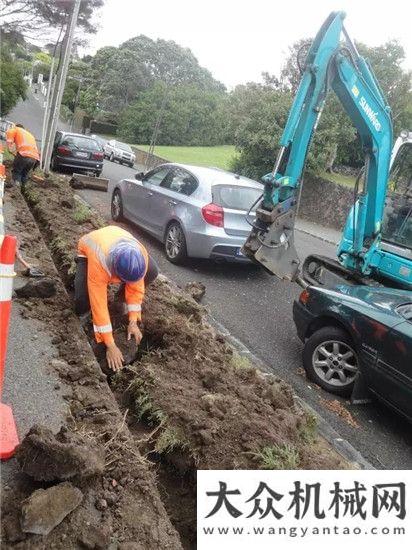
[111,163,263,264]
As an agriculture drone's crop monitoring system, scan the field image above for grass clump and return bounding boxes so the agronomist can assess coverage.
[73,203,92,224]
[129,376,166,425]
[252,443,300,469]
[298,411,318,443]
[230,352,253,371]
[155,427,189,454]
[24,185,40,204]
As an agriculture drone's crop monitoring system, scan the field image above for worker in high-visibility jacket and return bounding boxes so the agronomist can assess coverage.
[75,225,159,371]
[6,124,40,187]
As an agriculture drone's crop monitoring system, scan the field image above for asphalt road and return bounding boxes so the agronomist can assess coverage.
[7,91,412,469]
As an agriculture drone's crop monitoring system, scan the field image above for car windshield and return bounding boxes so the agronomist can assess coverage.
[381,143,412,250]
[212,184,262,211]
[116,142,132,153]
[64,135,100,151]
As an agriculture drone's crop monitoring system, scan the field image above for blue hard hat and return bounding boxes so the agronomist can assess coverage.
[110,241,146,282]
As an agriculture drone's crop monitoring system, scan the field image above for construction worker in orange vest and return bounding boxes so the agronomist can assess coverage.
[6,124,40,188]
[74,225,159,371]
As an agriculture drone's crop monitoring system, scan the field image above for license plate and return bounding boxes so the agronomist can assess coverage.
[75,151,88,158]
[236,248,245,257]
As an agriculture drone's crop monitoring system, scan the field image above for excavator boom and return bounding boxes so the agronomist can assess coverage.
[243,11,412,290]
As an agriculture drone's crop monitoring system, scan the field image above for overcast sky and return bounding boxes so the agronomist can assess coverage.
[85,0,412,88]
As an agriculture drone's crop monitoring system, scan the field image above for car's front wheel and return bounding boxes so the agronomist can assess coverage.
[164,222,187,264]
[111,189,124,222]
[110,153,114,162]
[303,326,359,396]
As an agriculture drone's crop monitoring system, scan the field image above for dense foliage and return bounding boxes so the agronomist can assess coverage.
[118,83,226,146]
[0,47,27,117]
[230,39,412,178]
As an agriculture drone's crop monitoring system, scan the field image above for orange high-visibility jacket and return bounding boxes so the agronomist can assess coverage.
[6,127,40,161]
[78,226,149,346]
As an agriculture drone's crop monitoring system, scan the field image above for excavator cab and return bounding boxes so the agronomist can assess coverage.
[381,136,412,256]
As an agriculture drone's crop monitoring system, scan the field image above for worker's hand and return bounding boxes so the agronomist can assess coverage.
[106,343,124,372]
[127,321,143,344]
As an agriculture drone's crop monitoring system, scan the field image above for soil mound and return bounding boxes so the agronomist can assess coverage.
[16,425,105,482]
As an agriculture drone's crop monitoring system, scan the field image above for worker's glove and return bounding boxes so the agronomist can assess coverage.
[106,343,124,372]
[127,321,143,345]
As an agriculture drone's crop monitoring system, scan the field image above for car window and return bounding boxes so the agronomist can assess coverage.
[62,135,100,151]
[161,168,198,196]
[143,167,171,186]
[212,185,262,211]
[116,142,132,153]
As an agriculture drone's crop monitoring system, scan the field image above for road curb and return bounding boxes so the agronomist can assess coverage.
[207,314,375,470]
[295,224,340,246]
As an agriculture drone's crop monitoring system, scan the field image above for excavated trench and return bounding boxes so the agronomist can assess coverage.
[6,170,353,548]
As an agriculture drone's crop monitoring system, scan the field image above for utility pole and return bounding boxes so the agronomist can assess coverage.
[42,0,81,174]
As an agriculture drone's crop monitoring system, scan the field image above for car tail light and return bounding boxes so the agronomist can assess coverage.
[92,151,104,160]
[201,203,224,227]
[57,145,71,156]
[299,288,310,305]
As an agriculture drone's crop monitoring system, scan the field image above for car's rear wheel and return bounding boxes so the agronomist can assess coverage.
[164,222,187,264]
[51,156,58,172]
[303,326,358,396]
[111,189,124,222]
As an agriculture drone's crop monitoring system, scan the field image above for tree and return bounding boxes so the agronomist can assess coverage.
[118,82,226,146]
[0,0,104,39]
[79,35,226,121]
[227,82,293,179]
[0,48,27,116]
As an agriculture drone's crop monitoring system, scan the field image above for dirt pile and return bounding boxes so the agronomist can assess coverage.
[16,425,105,481]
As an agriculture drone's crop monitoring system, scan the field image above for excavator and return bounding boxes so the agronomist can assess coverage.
[242,11,412,292]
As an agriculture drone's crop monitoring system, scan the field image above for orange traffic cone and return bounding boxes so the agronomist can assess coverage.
[0,234,19,460]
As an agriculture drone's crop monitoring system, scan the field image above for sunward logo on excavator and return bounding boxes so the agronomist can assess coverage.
[359,96,381,132]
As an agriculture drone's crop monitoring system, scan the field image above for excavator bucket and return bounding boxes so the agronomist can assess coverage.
[242,204,301,281]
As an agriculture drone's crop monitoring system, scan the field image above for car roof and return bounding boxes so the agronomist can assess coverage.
[60,131,96,139]
[158,163,263,189]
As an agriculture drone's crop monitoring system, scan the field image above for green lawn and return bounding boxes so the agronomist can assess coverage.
[134,144,237,170]
[320,170,356,187]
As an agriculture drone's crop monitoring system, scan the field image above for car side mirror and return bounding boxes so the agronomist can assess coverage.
[135,172,144,181]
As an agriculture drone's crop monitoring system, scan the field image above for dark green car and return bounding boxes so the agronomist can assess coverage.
[293,284,412,421]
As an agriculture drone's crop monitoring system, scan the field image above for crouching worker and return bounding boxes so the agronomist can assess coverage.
[74,226,159,371]
[6,124,40,188]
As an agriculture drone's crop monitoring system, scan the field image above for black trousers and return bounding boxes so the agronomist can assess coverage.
[74,255,159,315]
[12,153,38,185]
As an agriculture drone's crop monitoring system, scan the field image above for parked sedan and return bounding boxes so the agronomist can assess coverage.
[294,283,412,421]
[111,163,263,263]
[51,132,104,176]
[104,140,135,167]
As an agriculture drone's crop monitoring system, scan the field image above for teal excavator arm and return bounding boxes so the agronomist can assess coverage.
[243,11,412,289]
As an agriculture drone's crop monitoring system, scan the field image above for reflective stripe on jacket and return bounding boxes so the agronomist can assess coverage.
[78,226,148,345]
[6,127,40,161]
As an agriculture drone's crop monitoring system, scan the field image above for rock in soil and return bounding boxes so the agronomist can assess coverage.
[16,425,105,482]
[15,277,57,298]
[77,523,111,549]
[21,482,83,535]
[185,281,206,302]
